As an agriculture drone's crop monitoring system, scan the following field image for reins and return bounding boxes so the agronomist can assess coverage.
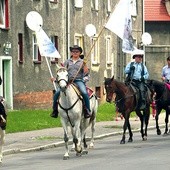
[58,83,82,128]
[58,97,80,128]
[115,94,135,104]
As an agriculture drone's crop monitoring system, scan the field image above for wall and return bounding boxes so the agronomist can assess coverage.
[145,21,170,80]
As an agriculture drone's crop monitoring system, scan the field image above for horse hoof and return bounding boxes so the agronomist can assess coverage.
[163,132,169,136]
[76,152,82,157]
[70,148,75,152]
[157,130,161,135]
[142,136,147,141]
[63,156,69,160]
[120,140,125,144]
[82,150,88,155]
[89,143,94,149]
[128,138,133,142]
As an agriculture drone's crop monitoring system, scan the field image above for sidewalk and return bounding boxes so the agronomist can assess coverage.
[3,113,165,156]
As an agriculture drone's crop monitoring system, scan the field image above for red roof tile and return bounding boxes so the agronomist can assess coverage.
[145,0,170,21]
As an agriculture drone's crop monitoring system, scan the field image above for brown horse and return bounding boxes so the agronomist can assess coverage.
[104,76,152,144]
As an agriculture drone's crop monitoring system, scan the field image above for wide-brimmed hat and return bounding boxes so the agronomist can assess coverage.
[69,45,83,54]
[132,49,144,59]
[167,56,170,61]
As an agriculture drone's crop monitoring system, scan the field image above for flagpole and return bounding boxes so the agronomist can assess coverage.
[45,57,57,90]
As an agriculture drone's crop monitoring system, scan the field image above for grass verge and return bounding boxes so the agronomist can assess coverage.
[6,102,136,134]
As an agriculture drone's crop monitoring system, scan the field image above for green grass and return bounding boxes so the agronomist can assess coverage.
[6,102,136,134]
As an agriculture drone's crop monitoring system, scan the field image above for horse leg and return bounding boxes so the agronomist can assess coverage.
[72,123,82,156]
[89,119,95,149]
[63,129,70,160]
[143,107,150,141]
[155,108,162,135]
[0,129,5,163]
[80,121,88,155]
[127,121,133,142]
[164,110,169,135]
[120,114,129,144]
[136,110,145,140]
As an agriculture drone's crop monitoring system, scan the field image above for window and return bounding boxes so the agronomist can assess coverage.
[49,0,58,3]
[91,37,99,65]
[50,35,59,64]
[18,33,23,63]
[95,86,101,98]
[130,0,137,17]
[74,34,83,50]
[33,34,41,63]
[106,36,112,66]
[0,0,9,29]
[107,0,111,13]
[74,0,83,8]
[91,0,99,11]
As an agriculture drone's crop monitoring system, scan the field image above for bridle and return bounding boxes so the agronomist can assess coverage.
[57,72,81,127]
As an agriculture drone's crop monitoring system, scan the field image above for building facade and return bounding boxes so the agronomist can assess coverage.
[0,0,142,110]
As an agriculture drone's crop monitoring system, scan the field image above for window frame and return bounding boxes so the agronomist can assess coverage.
[74,33,83,50]
[91,36,100,65]
[18,33,23,64]
[49,0,58,3]
[0,0,9,29]
[107,0,111,13]
[32,34,41,64]
[91,0,99,11]
[74,0,83,8]
[50,35,59,64]
[106,36,112,66]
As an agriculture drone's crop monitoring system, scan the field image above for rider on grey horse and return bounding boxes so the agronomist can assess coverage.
[50,45,91,119]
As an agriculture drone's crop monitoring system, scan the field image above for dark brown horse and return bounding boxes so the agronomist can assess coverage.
[147,79,170,135]
[104,76,152,144]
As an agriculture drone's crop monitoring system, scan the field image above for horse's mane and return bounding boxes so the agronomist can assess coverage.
[151,79,164,90]
[105,77,126,86]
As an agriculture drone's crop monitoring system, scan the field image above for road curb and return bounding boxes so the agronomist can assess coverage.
[3,124,165,156]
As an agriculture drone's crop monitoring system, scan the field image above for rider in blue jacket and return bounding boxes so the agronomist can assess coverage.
[125,51,149,109]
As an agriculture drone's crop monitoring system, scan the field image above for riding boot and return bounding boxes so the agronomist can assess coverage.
[84,107,92,119]
[83,95,92,119]
[140,92,146,110]
[50,103,59,118]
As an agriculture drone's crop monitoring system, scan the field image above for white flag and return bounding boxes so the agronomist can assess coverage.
[35,28,61,58]
[105,0,135,54]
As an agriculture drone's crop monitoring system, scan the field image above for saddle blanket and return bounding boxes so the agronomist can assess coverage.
[165,83,170,90]
[86,87,94,97]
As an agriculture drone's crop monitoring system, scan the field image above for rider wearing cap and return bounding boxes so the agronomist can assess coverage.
[125,50,149,110]
[161,56,170,83]
[50,45,91,119]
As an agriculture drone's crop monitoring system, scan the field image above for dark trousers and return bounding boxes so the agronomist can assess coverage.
[132,80,146,102]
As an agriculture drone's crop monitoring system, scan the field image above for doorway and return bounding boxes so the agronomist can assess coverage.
[0,56,13,109]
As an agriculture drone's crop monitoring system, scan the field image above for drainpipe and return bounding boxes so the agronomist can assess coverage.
[66,0,70,59]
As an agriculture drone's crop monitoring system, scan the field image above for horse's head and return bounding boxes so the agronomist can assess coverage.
[104,76,116,103]
[56,67,68,91]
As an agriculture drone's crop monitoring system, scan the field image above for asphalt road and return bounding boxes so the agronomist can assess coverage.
[1,128,170,170]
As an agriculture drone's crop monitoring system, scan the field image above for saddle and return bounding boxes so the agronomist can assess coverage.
[72,83,95,98]
[128,83,151,109]
[165,83,170,90]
